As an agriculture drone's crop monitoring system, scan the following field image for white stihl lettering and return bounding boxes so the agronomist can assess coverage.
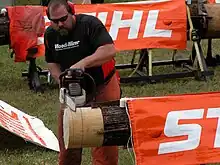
[206,108,220,148]
[82,10,172,40]
[109,10,143,40]
[44,15,50,29]
[158,108,220,155]
[158,109,204,155]
[38,9,173,45]
[144,10,172,37]
[97,12,108,26]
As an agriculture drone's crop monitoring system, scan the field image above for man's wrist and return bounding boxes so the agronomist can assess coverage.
[82,56,92,69]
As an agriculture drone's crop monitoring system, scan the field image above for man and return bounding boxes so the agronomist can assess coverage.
[44,0,121,165]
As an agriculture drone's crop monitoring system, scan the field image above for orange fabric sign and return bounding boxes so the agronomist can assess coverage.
[6,0,186,62]
[6,6,46,62]
[208,0,217,3]
[127,92,220,165]
[74,1,187,51]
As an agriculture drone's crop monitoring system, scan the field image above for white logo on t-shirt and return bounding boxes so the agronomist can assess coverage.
[55,41,80,51]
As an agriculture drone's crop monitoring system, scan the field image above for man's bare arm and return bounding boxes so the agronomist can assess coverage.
[47,63,61,84]
[83,44,116,68]
[71,44,116,70]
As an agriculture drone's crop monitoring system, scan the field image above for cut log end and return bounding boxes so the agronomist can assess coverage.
[63,105,131,149]
[63,107,72,149]
[63,106,105,149]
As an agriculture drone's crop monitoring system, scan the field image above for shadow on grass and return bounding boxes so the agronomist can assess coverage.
[0,127,54,152]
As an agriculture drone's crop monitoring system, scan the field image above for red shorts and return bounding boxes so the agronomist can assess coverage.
[58,73,121,165]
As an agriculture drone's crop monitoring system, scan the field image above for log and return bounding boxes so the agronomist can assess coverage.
[63,105,131,149]
[188,4,220,39]
[203,4,220,38]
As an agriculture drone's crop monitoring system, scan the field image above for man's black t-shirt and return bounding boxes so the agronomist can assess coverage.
[44,14,116,88]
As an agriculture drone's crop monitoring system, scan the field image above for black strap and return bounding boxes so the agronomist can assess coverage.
[103,68,116,85]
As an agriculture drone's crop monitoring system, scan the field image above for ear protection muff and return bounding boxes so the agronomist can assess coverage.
[46,4,73,20]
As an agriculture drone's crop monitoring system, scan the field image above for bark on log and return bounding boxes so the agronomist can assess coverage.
[188,3,220,39]
[203,4,220,38]
[63,105,131,149]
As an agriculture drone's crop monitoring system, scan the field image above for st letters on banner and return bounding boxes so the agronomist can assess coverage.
[127,92,220,165]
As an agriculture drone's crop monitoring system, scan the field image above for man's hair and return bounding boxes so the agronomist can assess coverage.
[47,0,70,16]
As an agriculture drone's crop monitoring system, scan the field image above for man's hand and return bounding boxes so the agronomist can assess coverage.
[47,63,61,84]
[70,60,85,71]
[70,44,116,70]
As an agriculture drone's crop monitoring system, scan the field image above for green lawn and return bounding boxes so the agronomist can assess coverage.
[0,0,220,165]
[1,40,220,165]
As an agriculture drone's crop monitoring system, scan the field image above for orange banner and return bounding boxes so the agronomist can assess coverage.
[74,1,187,50]
[208,0,219,3]
[6,0,187,62]
[127,92,220,165]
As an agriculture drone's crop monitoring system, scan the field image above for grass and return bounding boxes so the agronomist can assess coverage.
[1,0,220,165]
[1,41,220,165]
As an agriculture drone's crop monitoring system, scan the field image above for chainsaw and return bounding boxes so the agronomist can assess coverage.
[59,68,96,111]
